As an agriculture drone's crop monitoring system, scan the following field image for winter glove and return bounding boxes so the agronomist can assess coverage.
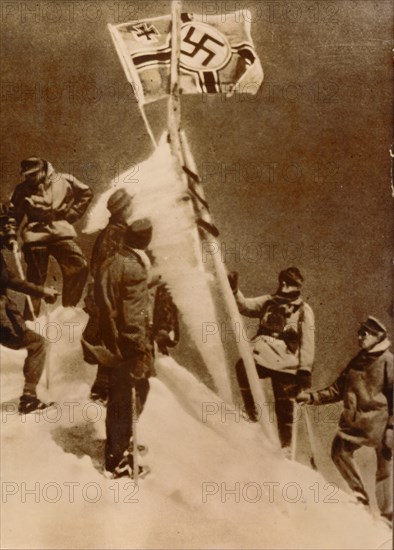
[295,391,313,405]
[43,287,59,304]
[296,369,312,390]
[6,238,18,252]
[65,209,80,224]
[283,327,299,353]
[82,283,98,316]
[227,271,239,293]
[381,427,393,461]
[129,351,147,380]
[155,329,177,355]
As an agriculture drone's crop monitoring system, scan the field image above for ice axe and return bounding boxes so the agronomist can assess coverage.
[11,242,35,320]
[42,274,60,390]
[81,341,144,481]
[290,399,298,461]
[304,405,318,470]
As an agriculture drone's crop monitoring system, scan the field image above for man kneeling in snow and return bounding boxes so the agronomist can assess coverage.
[297,316,393,523]
[0,202,58,413]
[94,219,154,477]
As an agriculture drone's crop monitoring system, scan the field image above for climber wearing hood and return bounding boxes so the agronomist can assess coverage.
[9,157,93,318]
[229,267,315,450]
[297,316,393,522]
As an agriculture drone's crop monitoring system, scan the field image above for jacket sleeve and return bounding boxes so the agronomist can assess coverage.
[119,257,149,358]
[299,303,315,372]
[9,186,25,230]
[383,354,393,427]
[8,276,47,297]
[310,368,348,405]
[90,230,105,277]
[152,284,179,341]
[234,291,270,318]
[64,175,93,223]
[1,253,47,298]
[95,260,120,355]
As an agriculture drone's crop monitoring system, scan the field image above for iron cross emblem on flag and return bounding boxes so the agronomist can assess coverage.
[131,23,160,42]
[110,9,263,102]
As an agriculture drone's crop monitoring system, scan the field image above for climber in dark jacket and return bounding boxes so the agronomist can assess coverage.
[82,188,133,403]
[94,219,154,477]
[297,316,393,522]
[82,188,179,404]
[0,202,58,414]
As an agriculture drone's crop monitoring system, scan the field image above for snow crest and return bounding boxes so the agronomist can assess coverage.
[0,307,391,549]
[85,137,233,402]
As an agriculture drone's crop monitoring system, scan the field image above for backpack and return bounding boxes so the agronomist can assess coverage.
[258,298,305,354]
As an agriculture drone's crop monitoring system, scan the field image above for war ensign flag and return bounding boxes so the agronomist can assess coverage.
[108,11,264,104]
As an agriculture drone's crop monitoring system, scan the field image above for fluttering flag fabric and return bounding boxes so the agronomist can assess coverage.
[108,10,263,104]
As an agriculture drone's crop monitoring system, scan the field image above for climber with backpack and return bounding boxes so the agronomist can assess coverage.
[228,267,315,456]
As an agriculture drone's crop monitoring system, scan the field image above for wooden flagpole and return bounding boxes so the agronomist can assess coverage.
[167,1,183,165]
[108,4,279,445]
[167,1,278,446]
[179,132,279,446]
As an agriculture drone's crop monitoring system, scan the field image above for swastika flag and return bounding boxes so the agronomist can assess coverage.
[108,11,263,105]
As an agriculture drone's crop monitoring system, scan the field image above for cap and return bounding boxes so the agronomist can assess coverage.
[124,218,153,249]
[107,188,133,215]
[20,157,45,176]
[278,266,304,288]
[359,316,387,336]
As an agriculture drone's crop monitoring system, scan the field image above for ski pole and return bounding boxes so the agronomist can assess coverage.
[43,300,51,389]
[11,243,35,319]
[304,405,318,470]
[290,399,298,461]
[43,272,59,391]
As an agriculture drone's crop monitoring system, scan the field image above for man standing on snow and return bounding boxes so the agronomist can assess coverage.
[82,188,134,404]
[82,188,179,405]
[94,219,155,477]
[0,202,58,414]
[229,267,315,453]
[297,316,393,523]
[9,157,93,318]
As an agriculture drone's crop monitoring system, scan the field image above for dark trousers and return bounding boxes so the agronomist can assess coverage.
[331,435,393,519]
[269,371,299,448]
[105,367,150,472]
[1,328,46,396]
[91,365,110,395]
[23,239,88,318]
[81,304,111,396]
[236,360,300,447]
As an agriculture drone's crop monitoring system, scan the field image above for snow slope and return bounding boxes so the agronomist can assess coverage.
[0,308,391,550]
